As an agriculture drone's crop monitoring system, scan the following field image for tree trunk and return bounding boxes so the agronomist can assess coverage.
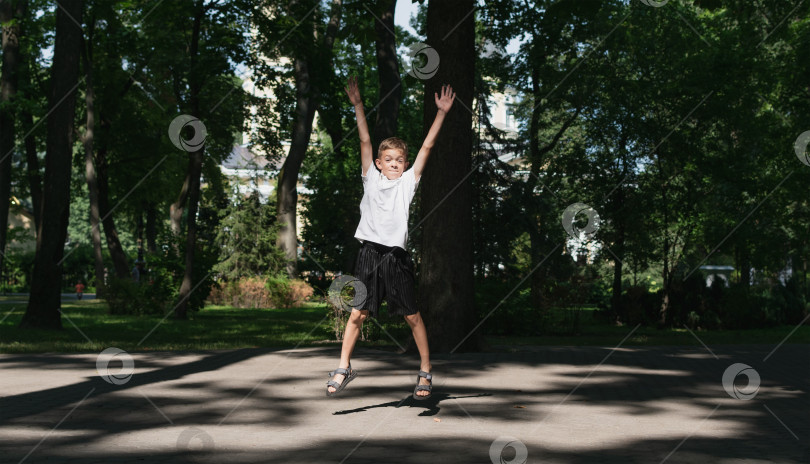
[22,110,41,230]
[20,0,83,329]
[146,202,157,253]
[611,186,626,323]
[175,150,203,319]
[170,171,190,236]
[372,0,400,151]
[418,0,477,352]
[276,0,342,278]
[80,20,105,297]
[0,0,25,285]
[658,181,670,326]
[277,56,315,278]
[175,0,205,319]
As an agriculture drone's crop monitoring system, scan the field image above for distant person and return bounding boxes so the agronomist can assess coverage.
[74,282,85,300]
[132,260,145,283]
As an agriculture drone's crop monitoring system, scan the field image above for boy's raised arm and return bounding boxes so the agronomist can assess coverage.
[412,84,455,181]
[345,76,373,176]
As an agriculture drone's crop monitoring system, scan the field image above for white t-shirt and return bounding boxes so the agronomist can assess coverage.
[354,166,420,249]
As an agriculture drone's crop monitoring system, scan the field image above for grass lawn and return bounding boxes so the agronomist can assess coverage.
[0,299,807,353]
[0,300,342,353]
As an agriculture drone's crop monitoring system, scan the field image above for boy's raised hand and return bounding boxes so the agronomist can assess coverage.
[345,75,363,107]
[435,84,456,114]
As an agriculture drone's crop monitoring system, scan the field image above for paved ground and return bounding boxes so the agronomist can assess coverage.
[0,342,807,463]
[0,293,97,303]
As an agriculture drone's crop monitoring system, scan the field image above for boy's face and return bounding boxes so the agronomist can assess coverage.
[375,148,408,179]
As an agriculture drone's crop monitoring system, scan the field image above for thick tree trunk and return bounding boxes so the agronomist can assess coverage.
[372,0,400,151]
[81,23,105,297]
[20,0,83,329]
[0,0,25,284]
[418,0,477,352]
[175,150,203,319]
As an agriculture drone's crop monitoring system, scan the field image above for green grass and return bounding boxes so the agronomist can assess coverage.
[0,300,807,353]
[0,300,339,353]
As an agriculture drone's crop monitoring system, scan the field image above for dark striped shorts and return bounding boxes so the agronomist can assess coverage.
[353,240,418,318]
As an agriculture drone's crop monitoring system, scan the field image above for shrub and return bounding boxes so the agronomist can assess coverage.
[209,277,272,308]
[104,240,216,316]
[105,276,173,316]
[208,275,314,309]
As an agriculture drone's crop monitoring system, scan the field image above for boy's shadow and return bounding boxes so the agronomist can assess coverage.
[332,393,492,417]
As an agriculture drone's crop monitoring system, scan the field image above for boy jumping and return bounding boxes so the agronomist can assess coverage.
[326,76,455,400]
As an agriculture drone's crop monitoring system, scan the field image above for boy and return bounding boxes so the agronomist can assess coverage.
[326,76,455,400]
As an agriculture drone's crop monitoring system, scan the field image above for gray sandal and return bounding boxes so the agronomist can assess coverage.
[326,364,357,397]
[413,370,432,400]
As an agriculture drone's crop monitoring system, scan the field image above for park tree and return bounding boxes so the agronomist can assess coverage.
[79,4,105,296]
[418,0,477,352]
[20,0,83,329]
[0,0,26,280]
[214,190,286,279]
[253,0,343,278]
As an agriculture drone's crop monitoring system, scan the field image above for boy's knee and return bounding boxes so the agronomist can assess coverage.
[350,309,369,323]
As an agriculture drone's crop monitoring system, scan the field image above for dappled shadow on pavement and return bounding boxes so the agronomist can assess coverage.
[0,344,807,463]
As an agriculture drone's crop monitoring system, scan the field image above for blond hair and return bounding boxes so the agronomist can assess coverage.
[378,137,408,159]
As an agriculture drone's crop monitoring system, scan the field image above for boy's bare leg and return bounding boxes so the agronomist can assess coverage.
[328,309,368,393]
[404,311,432,397]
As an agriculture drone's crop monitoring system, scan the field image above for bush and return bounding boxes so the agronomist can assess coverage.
[104,239,216,316]
[105,276,174,316]
[209,277,273,308]
[208,275,314,309]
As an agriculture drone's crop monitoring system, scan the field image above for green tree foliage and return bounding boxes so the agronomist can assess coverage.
[215,190,286,280]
